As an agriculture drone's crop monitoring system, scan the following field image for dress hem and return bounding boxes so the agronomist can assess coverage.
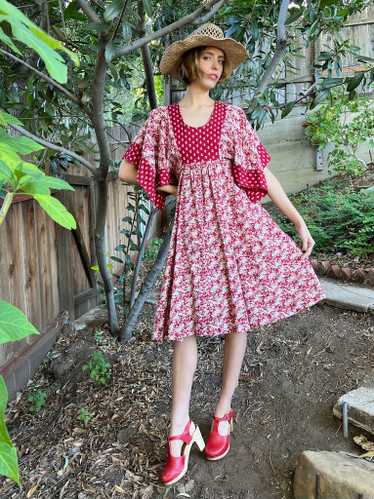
[152,290,326,343]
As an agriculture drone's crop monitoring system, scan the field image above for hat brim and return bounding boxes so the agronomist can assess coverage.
[159,35,248,80]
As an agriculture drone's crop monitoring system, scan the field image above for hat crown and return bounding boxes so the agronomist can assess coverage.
[189,23,224,40]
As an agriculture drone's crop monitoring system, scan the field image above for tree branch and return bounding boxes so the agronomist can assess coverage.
[77,0,100,23]
[111,0,227,59]
[9,123,97,175]
[251,0,290,99]
[0,48,82,106]
[192,0,225,24]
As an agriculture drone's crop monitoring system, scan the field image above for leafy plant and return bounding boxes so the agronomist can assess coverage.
[0,111,77,229]
[77,407,92,425]
[0,1,78,485]
[0,300,39,484]
[304,88,374,176]
[270,181,374,258]
[27,389,47,414]
[0,0,79,83]
[82,351,111,386]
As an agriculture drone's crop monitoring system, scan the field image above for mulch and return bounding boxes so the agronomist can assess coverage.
[0,292,373,498]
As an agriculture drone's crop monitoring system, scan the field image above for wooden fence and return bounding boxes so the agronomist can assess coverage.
[0,157,140,396]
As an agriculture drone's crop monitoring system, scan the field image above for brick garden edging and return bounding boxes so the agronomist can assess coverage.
[311,257,374,289]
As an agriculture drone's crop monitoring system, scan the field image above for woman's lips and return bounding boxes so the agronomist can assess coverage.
[208,74,218,80]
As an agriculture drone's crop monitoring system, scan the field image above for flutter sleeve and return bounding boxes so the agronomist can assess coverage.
[121,108,178,210]
[232,107,272,203]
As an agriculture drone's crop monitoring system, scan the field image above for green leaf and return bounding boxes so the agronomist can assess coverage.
[42,176,75,192]
[0,132,44,155]
[346,73,364,92]
[0,441,19,484]
[0,300,39,344]
[18,176,51,195]
[33,194,76,229]
[143,0,153,17]
[0,378,11,445]
[0,160,14,184]
[0,0,79,83]
[63,0,86,21]
[103,0,122,21]
[0,26,20,54]
[0,110,23,127]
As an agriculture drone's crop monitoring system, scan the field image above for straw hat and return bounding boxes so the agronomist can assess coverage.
[159,23,248,81]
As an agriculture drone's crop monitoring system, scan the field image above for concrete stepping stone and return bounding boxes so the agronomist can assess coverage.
[333,387,374,436]
[294,450,374,499]
[321,277,374,313]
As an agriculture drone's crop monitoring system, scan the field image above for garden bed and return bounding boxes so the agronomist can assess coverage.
[0,264,373,498]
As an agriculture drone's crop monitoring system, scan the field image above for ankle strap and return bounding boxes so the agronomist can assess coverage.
[168,419,193,443]
[213,409,236,422]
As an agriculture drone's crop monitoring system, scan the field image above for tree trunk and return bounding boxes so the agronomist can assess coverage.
[95,177,120,334]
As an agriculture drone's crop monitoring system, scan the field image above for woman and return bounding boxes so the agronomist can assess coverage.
[118,23,326,486]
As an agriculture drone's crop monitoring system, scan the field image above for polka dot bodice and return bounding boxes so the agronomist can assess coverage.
[168,100,226,164]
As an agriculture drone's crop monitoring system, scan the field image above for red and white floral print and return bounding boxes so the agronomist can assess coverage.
[121,101,326,343]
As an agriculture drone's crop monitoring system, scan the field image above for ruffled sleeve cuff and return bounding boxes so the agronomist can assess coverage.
[121,109,177,210]
[232,109,272,203]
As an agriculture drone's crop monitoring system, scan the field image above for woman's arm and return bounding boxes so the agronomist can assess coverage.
[118,159,138,184]
[156,185,178,196]
[264,168,315,258]
[118,159,178,196]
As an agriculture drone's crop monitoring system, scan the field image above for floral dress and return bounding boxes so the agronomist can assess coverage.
[122,100,326,343]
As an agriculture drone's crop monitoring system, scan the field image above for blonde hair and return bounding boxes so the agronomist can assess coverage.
[177,46,229,85]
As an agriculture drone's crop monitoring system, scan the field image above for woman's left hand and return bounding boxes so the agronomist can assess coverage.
[295,221,315,258]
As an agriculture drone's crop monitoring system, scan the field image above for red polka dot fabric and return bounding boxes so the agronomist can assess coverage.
[122,108,178,209]
[168,100,225,163]
[120,101,326,343]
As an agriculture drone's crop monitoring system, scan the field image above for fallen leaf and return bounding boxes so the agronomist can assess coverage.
[27,484,38,498]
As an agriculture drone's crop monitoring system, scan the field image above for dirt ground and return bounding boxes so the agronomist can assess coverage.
[0,296,373,499]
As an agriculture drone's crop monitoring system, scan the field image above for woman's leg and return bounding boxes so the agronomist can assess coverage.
[214,332,248,434]
[169,335,198,456]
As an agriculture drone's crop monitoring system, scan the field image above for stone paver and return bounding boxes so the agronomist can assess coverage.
[294,450,374,499]
[320,277,374,314]
[333,387,374,436]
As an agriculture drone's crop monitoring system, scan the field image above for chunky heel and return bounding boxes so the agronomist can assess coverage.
[204,409,236,461]
[193,425,205,452]
[160,419,204,486]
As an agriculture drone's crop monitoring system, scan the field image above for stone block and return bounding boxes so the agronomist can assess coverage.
[294,450,374,499]
[333,387,374,436]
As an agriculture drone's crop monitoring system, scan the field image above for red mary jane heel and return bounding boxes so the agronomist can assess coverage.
[204,409,236,460]
[160,419,205,486]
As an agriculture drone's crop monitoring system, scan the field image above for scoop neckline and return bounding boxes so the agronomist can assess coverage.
[176,100,217,129]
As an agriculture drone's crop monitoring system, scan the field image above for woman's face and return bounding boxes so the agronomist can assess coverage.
[195,46,225,88]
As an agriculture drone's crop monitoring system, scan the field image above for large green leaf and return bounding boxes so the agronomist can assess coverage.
[0,26,20,54]
[0,0,79,83]
[0,441,19,484]
[0,131,44,154]
[33,194,77,230]
[18,176,51,195]
[0,300,39,344]
[0,378,11,444]
[0,109,23,127]
[40,176,75,192]
[0,160,14,184]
